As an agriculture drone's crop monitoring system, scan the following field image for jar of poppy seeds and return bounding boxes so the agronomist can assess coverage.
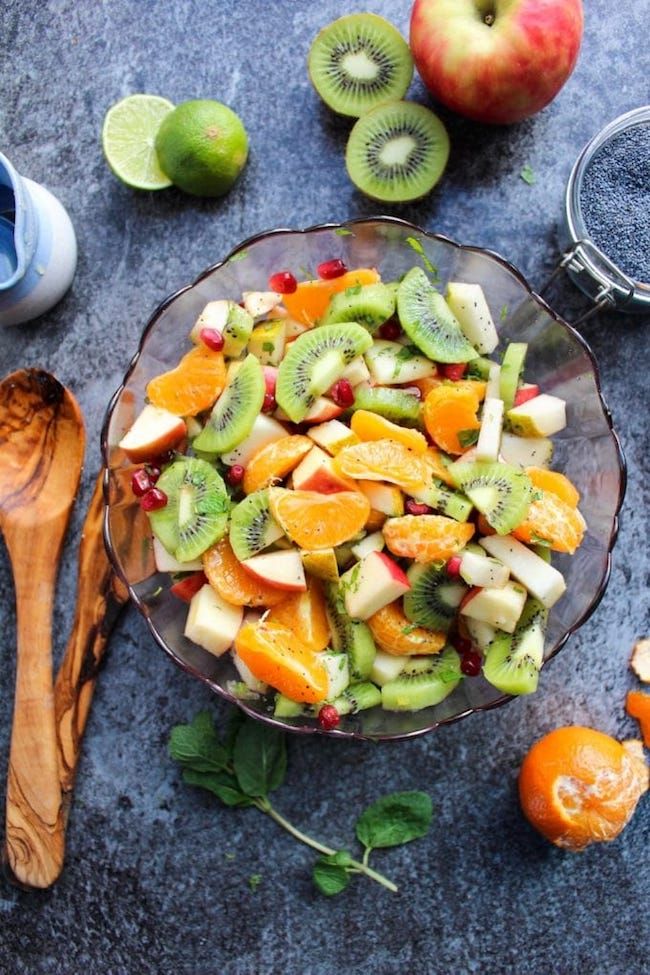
[561,106,650,317]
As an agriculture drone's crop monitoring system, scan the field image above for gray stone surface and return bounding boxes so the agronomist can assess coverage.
[0,1,649,972]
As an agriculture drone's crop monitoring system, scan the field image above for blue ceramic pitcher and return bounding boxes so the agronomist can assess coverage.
[0,152,77,326]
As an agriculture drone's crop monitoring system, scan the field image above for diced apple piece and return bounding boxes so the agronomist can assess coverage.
[242,290,281,318]
[184,416,203,439]
[292,445,356,494]
[152,537,202,573]
[284,318,310,342]
[446,283,498,354]
[300,547,339,582]
[341,551,410,621]
[184,585,243,656]
[221,413,287,467]
[241,549,307,592]
[364,340,436,385]
[189,299,229,342]
[118,405,186,462]
[630,638,650,684]
[308,418,359,455]
[304,397,345,424]
[463,617,496,650]
[460,581,527,634]
[319,651,350,700]
[459,550,510,588]
[248,319,287,366]
[499,432,553,469]
[232,650,269,693]
[357,481,405,516]
[513,383,540,407]
[351,531,385,561]
[475,397,504,462]
[370,649,406,686]
[479,534,566,608]
[190,300,254,358]
[340,356,371,386]
[506,394,566,437]
[485,362,501,400]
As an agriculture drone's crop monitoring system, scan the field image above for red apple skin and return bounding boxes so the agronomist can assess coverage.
[375,551,411,590]
[410,0,584,124]
[170,571,208,602]
[119,412,187,463]
[240,559,307,592]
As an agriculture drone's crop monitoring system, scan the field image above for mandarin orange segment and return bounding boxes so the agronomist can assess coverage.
[282,267,380,326]
[365,509,387,532]
[350,409,428,454]
[267,579,331,653]
[146,346,226,416]
[202,538,287,607]
[518,726,649,851]
[268,487,370,550]
[234,619,328,703]
[411,375,442,399]
[367,600,445,656]
[423,384,481,455]
[383,514,474,563]
[626,691,650,747]
[242,435,312,495]
[420,446,455,487]
[333,439,429,493]
[526,467,580,507]
[513,491,586,554]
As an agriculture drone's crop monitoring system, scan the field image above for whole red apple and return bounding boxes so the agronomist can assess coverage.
[410,0,584,125]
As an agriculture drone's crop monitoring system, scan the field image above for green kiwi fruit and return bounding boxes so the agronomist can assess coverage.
[482,598,547,695]
[499,342,528,411]
[276,323,372,422]
[448,460,533,535]
[346,101,450,203]
[403,562,467,632]
[149,458,229,562]
[466,356,494,380]
[329,681,381,715]
[274,694,306,718]
[320,283,396,332]
[308,13,413,118]
[193,353,264,454]
[397,267,478,362]
[222,303,254,358]
[325,582,376,680]
[409,478,473,522]
[229,489,284,561]
[381,646,462,711]
[352,384,421,424]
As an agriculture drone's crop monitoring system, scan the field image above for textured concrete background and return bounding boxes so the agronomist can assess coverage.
[0,1,649,972]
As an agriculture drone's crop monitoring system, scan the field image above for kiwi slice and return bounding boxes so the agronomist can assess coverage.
[397,267,477,362]
[274,694,306,718]
[308,13,413,118]
[329,681,381,716]
[345,101,450,204]
[352,384,420,424]
[381,646,461,711]
[325,582,376,680]
[448,460,533,535]
[410,478,473,522]
[222,303,254,358]
[483,598,547,695]
[403,562,467,632]
[149,458,229,562]
[276,322,372,422]
[320,283,396,332]
[229,489,284,561]
[194,353,264,454]
[499,342,528,411]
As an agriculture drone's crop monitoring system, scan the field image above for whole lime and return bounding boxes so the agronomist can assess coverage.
[155,99,249,198]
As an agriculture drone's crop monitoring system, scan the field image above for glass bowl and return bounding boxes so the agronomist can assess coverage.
[101,217,625,742]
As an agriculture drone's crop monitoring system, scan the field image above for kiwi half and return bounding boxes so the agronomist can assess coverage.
[345,101,450,203]
[325,582,376,680]
[381,646,462,711]
[308,13,413,118]
[482,598,547,695]
[193,353,264,454]
[352,384,421,424]
[397,267,477,363]
[320,282,396,332]
[149,458,230,562]
[403,562,467,632]
[229,489,284,561]
[448,460,533,535]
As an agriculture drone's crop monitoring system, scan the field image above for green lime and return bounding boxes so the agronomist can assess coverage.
[154,99,249,198]
[102,94,175,190]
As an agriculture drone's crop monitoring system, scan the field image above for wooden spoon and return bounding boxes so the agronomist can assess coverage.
[0,369,84,888]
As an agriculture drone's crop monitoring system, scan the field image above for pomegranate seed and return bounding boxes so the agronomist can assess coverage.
[268,270,297,294]
[317,258,347,280]
[131,468,153,497]
[329,378,354,408]
[446,555,463,576]
[145,464,161,484]
[263,366,277,395]
[453,635,473,656]
[140,487,168,512]
[318,704,340,731]
[441,363,467,381]
[461,651,482,677]
[200,327,225,352]
[226,464,245,487]
[262,391,276,413]
[379,319,402,340]
[405,499,432,516]
[514,384,540,407]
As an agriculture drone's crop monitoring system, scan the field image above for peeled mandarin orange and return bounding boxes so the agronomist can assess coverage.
[420,446,455,487]
[383,514,474,563]
[513,491,586,554]
[333,439,429,493]
[411,375,442,399]
[202,538,287,607]
[518,726,649,851]
[453,379,487,400]
[350,410,428,454]
[267,579,330,653]
[365,509,387,532]
[367,600,445,656]
[282,267,380,326]
[242,435,312,494]
[423,384,481,455]
[268,487,370,549]
[626,691,650,747]
[526,467,580,507]
[147,346,226,416]
[235,619,328,703]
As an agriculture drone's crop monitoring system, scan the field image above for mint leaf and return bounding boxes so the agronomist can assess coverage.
[405,236,439,279]
[168,711,228,773]
[500,304,508,322]
[248,873,262,892]
[313,852,352,896]
[520,165,536,186]
[233,719,287,797]
[457,428,479,448]
[182,768,253,807]
[345,284,362,296]
[355,792,433,850]
[262,341,274,353]
[334,227,353,236]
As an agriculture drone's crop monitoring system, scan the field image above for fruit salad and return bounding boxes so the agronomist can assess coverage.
[118,260,586,728]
